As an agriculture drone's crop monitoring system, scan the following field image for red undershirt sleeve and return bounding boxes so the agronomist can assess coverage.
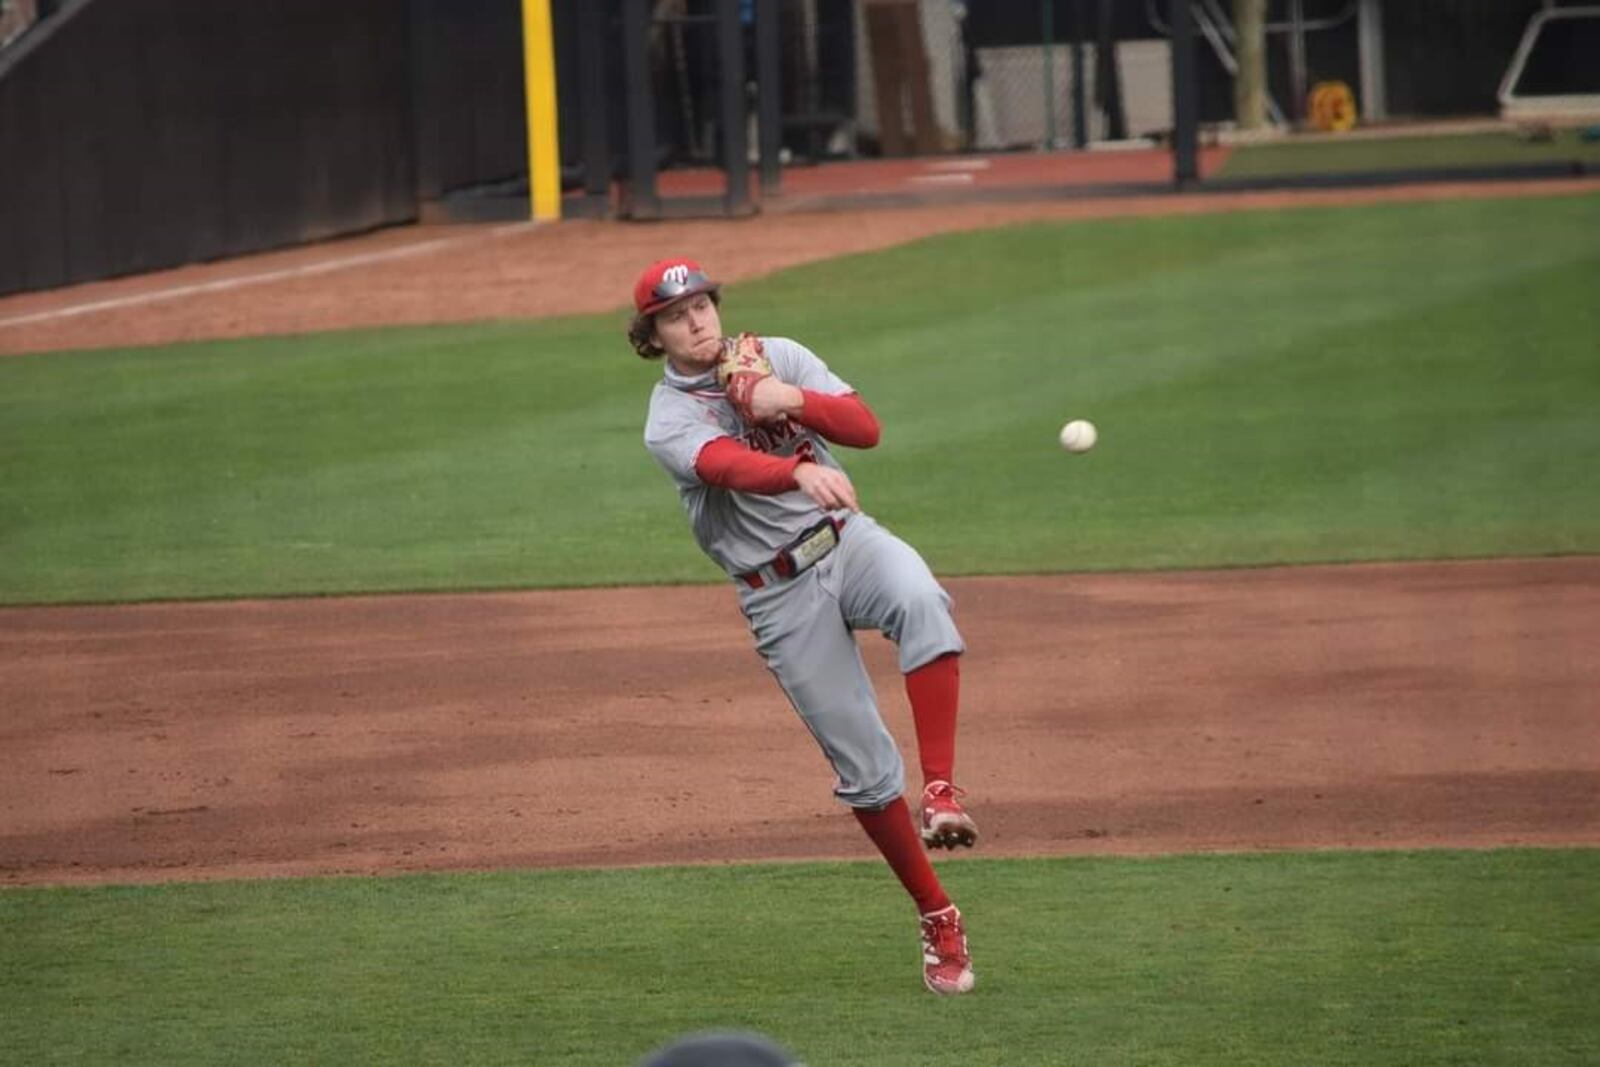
[793,390,881,448]
[695,436,806,494]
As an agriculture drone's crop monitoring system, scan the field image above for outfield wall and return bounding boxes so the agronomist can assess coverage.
[0,0,547,298]
[0,0,416,297]
[410,0,529,202]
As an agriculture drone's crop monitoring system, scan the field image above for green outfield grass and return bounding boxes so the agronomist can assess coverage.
[1216,127,1600,179]
[3,849,1596,1067]
[2,192,1598,604]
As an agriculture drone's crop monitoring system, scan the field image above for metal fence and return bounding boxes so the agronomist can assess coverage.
[757,2,1191,157]
[558,0,1592,183]
[759,0,1581,159]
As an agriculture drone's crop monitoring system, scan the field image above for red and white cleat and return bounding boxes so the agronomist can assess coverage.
[919,905,975,995]
[920,780,978,850]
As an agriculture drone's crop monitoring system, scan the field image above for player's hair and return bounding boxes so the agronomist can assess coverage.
[627,291,721,360]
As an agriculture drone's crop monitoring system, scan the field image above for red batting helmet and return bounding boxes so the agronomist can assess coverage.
[633,257,721,316]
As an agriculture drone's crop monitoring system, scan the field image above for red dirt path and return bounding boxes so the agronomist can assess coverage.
[3,559,1597,887]
[1,168,1597,887]
[3,173,1598,357]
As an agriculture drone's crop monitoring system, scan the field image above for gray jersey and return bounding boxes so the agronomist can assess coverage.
[644,336,853,576]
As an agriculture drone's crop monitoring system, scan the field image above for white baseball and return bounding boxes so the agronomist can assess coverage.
[1058,419,1098,453]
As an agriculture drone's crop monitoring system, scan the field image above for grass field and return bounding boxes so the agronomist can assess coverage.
[4,192,1598,1066]
[1217,127,1600,180]
[1,192,1598,604]
[4,850,1597,1067]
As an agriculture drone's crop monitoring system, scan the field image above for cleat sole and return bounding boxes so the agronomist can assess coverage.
[922,828,978,849]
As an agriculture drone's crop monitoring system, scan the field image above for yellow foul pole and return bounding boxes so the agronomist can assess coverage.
[521,0,561,221]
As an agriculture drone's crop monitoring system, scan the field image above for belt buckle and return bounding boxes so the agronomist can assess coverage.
[781,517,841,577]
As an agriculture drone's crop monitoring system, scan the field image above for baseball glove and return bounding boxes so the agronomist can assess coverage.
[715,332,772,423]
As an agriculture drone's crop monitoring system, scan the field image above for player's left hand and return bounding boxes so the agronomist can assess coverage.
[717,332,782,424]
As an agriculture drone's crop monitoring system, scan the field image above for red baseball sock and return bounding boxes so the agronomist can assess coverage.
[904,652,960,787]
[854,798,951,915]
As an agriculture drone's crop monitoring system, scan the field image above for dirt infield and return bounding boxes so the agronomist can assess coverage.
[2,558,1596,887]
[2,171,1597,888]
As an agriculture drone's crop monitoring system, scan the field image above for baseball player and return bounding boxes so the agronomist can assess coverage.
[629,257,978,996]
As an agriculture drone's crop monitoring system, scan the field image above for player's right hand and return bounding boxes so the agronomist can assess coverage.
[747,376,803,423]
[794,462,859,513]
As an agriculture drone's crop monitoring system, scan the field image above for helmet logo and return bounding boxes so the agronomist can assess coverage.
[662,264,690,288]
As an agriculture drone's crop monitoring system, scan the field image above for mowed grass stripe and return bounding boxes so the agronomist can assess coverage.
[2,849,1596,1066]
[1,193,1597,603]
[1215,127,1600,180]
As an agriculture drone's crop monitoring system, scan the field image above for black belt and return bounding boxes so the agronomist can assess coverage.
[738,516,847,589]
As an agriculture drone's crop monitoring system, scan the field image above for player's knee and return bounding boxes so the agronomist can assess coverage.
[885,582,954,642]
[838,761,904,810]
[846,780,904,811]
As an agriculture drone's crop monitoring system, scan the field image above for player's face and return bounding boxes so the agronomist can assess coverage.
[651,293,723,373]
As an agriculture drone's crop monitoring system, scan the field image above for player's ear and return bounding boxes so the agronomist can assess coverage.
[627,312,662,359]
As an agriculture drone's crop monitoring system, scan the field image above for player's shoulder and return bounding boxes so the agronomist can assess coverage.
[759,335,853,394]
[759,335,811,357]
[645,379,722,445]
[645,380,692,427]
[759,336,822,371]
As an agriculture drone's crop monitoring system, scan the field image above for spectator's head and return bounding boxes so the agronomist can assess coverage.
[637,1029,802,1067]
